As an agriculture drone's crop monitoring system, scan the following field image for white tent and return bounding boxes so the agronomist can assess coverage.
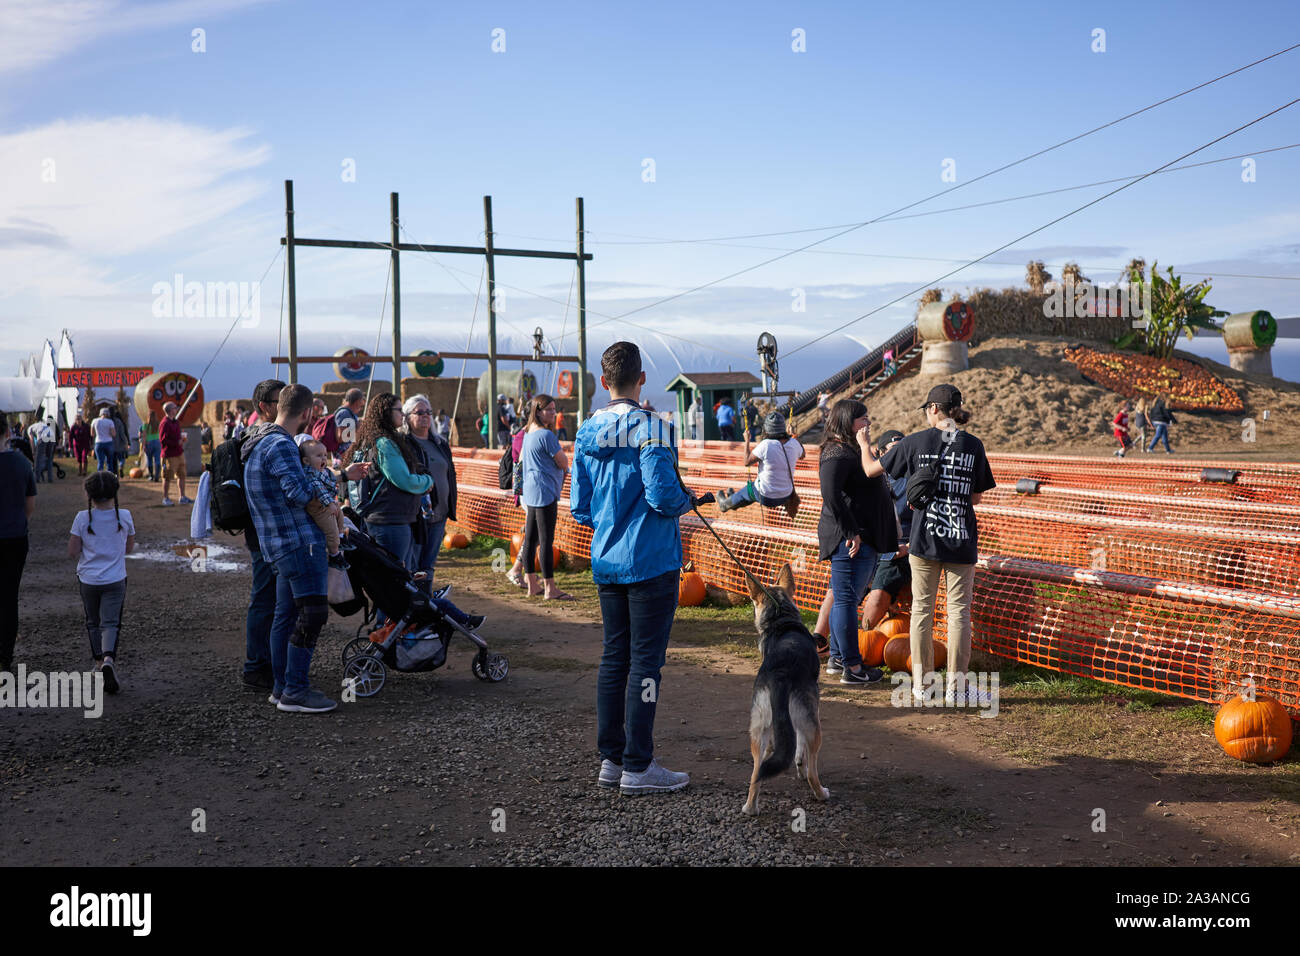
[0,378,51,413]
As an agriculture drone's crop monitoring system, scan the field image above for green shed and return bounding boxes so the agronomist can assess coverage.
[665,371,762,441]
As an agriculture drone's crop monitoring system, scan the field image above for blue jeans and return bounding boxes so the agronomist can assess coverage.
[413,517,447,596]
[596,568,680,773]
[36,443,54,483]
[1147,423,1171,452]
[145,439,162,479]
[94,441,113,472]
[267,544,329,700]
[369,523,414,626]
[829,539,879,669]
[245,548,276,676]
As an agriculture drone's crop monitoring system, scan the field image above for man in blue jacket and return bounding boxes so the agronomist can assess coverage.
[571,342,696,795]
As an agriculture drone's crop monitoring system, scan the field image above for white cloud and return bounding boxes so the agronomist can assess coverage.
[0,0,275,75]
[0,115,270,301]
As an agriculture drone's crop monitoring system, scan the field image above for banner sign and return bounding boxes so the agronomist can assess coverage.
[56,367,153,388]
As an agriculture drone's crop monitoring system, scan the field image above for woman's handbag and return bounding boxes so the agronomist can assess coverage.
[327,565,354,605]
[778,439,801,520]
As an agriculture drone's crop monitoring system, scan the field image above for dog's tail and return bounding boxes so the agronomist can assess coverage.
[757,679,796,781]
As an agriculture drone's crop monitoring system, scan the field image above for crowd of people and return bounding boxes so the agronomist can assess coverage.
[0,342,1002,796]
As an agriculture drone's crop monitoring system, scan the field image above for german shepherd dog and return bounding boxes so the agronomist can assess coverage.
[742,564,829,815]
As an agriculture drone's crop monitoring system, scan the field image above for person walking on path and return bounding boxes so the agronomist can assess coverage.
[506,394,572,600]
[433,408,452,442]
[68,471,134,694]
[1147,393,1176,453]
[0,414,36,674]
[868,384,996,705]
[142,411,162,482]
[33,417,56,484]
[110,407,129,477]
[402,394,459,591]
[91,407,116,473]
[69,414,91,477]
[1132,398,1149,451]
[236,379,284,691]
[571,341,697,796]
[160,402,191,506]
[1112,401,1133,458]
[817,399,896,685]
[244,384,358,714]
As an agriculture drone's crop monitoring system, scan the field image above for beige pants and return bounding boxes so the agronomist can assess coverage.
[908,554,976,696]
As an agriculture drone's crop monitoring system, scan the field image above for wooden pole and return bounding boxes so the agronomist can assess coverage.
[390,192,402,399]
[285,180,298,383]
[576,197,589,423]
[484,195,498,450]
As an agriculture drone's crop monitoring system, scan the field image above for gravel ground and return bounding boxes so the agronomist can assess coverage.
[2,470,1293,867]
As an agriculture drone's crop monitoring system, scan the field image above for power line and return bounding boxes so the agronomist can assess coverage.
[784,97,1300,359]
[573,42,1300,333]
[525,143,1296,247]
[394,221,751,360]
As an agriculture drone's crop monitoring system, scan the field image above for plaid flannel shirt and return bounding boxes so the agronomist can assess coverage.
[244,426,324,563]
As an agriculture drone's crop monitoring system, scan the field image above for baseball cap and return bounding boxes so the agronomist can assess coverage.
[497,393,506,401]
[876,429,905,447]
[919,384,962,409]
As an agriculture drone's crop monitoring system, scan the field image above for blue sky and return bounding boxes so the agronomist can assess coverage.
[2,0,1298,405]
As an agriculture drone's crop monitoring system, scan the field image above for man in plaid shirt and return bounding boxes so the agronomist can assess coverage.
[243,383,370,713]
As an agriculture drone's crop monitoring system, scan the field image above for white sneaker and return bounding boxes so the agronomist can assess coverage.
[597,758,622,789]
[619,759,689,796]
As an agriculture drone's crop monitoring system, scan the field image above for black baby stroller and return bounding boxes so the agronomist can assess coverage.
[330,520,508,698]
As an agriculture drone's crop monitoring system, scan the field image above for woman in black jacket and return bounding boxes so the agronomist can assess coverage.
[818,399,898,685]
[1146,392,1175,453]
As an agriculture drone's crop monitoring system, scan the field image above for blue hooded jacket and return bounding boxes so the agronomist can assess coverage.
[570,402,693,584]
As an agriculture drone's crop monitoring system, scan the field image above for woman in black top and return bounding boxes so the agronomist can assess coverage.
[818,399,898,685]
[868,384,996,705]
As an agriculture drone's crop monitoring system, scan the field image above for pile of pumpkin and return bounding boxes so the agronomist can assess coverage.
[1064,346,1243,413]
[857,615,947,672]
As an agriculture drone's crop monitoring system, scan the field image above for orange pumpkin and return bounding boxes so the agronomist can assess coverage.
[858,629,889,667]
[679,563,707,607]
[509,532,525,560]
[904,640,948,674]
[443,532,470,549]
[883,636,911,673]
[1215,692,1293,763]
[530,544,564,569]
[879,616,909,638]
[128,467,145,479]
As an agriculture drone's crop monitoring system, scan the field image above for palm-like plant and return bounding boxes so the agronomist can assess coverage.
[1060,262,1088,287]
[1026,261,1051,293]
[1116,260,1225,359]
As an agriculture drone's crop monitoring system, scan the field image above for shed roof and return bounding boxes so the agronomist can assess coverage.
[665,371,762,391]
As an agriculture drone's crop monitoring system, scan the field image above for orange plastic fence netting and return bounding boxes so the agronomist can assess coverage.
[447,441,1300,713]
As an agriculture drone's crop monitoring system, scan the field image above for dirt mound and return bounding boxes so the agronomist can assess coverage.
[854,335,1300,457]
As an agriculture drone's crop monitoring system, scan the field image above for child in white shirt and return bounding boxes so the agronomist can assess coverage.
[68,471,135,693]
[717,412,804,512]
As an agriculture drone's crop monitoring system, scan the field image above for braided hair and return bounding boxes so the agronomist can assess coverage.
[84,471,122,534]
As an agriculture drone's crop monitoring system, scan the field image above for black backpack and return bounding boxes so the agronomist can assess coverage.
[905,431,958,512]
[210,435,251,533]
[498,444,514,490]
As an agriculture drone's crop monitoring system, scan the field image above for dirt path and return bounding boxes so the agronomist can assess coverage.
[1,469,1294,866]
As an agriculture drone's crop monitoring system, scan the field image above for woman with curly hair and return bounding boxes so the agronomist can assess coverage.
[343,392,432,570]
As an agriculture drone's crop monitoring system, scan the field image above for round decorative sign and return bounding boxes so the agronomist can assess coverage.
[409,349,444,378]
[944,301,974,342]
[333,348,373,382]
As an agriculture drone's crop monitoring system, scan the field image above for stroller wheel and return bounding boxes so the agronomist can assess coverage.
[341,636,373,664]
[342,655,386,698]
[472,652,509,683]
